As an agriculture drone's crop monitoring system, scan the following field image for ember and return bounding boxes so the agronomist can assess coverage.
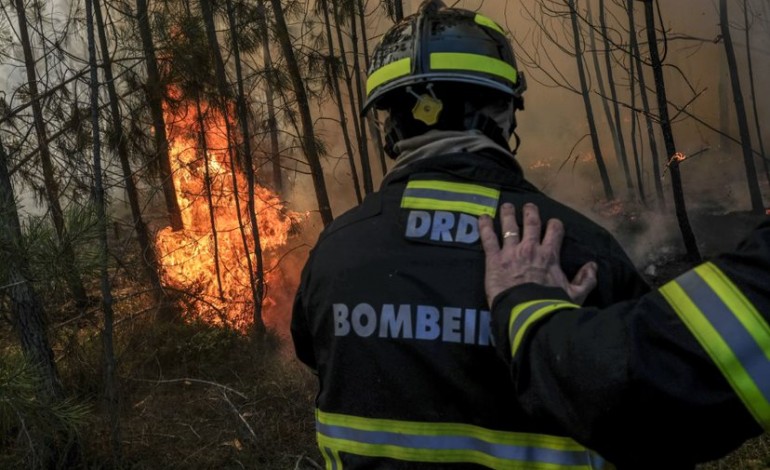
[154,89,302,330]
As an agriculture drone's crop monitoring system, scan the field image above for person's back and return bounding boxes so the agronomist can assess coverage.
[291,3,648,468]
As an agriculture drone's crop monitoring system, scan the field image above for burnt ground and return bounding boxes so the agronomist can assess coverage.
[606,207,767,287]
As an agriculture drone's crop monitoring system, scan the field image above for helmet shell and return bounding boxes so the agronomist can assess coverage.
[363,5,525,113]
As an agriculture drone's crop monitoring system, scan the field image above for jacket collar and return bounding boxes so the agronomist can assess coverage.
[382,146,535,192]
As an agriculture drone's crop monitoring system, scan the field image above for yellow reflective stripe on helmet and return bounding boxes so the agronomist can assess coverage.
[366,57,412,97]
[660,262,770,430]
[430,52,518,84]
[475,13,505,34]
[509,300,579,358]
[401,180,500,217]
[316,409,605,469]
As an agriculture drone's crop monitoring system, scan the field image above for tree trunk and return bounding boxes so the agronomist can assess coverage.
[720,0,764,213]
[85,0,121,461]
[348,6,375,193]
[200,0,265,331]
[630,0,664,207]
[322,0,363,203]
[333,0,373,196]
[12,0,89,309]
[357,0,388,177]
[269,0,334,226]
[257,0,283,195]
[643,0,700,262]
[227,0,266,334]
[1,135,67,470]
[135,0,184,231]
[627,0,645,205]
[743,0,770,189]
[93,0,164,302]
[587,2,622,186]
[599,0,633,196]
[194,97,226,301]
[569,0,614,200]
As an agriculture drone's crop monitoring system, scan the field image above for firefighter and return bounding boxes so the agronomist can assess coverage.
[292,2,649,468]
[480,203,770,469]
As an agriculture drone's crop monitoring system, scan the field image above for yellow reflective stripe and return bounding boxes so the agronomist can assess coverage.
[401,198,495,216]
[401,180,501,216]
[318,410,586,450]
[699,264,770,363]
[475,13,505,34]
[316,410,604,469]
[430,52,518,84]
[509,300,579,358]
[660,263,770,429]
[407,180,501,200]
[366,57,412,96]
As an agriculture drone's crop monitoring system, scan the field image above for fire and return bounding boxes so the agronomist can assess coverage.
[155,89,301,330]
[670,152,687,164]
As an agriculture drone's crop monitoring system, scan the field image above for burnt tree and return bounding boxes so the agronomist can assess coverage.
[568,0,614,200]
[720,0,764,213]
[642,0,700,262]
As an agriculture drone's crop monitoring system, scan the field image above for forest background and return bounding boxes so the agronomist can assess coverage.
[1,0,769,467]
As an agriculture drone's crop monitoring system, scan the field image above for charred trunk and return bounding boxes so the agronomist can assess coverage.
[569,0,614,200]
[720,0,764,213]
[643,0,700,262]
[599,0,633,196]
[630,0,664,207]
[743,0,770,189]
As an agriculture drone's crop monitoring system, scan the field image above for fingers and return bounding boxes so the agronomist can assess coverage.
[541,218,565,262]
[569,262,598,305]
[521,203,542,245]
[478,214,500,257]
[499,203,519,246]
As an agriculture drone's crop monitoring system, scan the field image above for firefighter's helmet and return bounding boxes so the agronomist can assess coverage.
[364,1,526,156]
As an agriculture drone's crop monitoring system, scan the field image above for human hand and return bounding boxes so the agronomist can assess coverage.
[479,203,598,307]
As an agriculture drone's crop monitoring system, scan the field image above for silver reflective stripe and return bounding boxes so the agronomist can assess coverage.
[509,300,579,358]
[400,180,501,217]
[316,410,604,469]
[661,263,770,429]
[403,187,499,210]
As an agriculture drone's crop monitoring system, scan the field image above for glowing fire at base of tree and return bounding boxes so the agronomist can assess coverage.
[154,91,301,331]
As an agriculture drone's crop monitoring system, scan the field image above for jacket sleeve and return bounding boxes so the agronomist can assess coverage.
[491,220,770,468]
[291,250,317,372]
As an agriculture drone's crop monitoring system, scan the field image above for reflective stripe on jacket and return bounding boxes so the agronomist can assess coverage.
[490,219,770,469]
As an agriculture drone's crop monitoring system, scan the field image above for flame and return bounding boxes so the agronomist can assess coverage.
[155,88,301,330]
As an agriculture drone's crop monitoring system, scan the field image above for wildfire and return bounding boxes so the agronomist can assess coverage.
[155,89,301,330]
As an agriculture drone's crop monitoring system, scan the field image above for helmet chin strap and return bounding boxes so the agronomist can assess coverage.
[383,110,520,159]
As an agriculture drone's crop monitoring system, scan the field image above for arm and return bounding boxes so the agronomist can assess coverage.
[291,251,318,372]
[480,205,770,467]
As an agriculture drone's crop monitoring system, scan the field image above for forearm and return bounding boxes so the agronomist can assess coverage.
[491,260,768,466]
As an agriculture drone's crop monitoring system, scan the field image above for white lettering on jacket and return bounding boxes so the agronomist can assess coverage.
[405,211,480,244]
[332,303,493,346]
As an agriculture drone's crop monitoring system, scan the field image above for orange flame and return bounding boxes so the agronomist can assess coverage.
[155,89,301,330]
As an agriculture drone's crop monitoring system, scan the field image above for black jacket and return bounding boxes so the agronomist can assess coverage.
[491,218,770,469]
[292,150,650,469]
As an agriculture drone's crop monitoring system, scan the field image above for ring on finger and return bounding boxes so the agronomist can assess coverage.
[503,231,518,239]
